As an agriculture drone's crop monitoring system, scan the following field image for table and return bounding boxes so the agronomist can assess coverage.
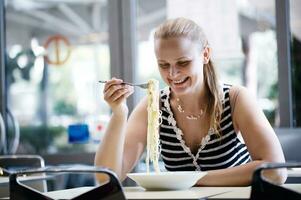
[0,176,49,198]
[210,184,301,199]
[288,168,301,177]
[44,184,301,200]
[0,176,49,186]
[124,186,249,200]
[4,168,301,199]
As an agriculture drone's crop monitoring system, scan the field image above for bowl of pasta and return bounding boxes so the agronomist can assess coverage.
[127,171,207,190]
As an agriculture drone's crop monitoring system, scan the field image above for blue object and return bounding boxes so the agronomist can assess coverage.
[68,124,90,143]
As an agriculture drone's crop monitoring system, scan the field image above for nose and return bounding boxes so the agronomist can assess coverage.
[169,66,179,77]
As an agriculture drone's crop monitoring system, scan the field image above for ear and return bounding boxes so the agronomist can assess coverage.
[203,46,211,64]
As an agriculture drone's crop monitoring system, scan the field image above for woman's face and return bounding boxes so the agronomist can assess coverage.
[155,37,208,95]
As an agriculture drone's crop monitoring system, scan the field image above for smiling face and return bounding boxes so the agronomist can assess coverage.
[155,37,207,96]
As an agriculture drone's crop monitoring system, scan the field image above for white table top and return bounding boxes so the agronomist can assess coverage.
[210,184,301,199]
[44,184,301,200]
[124,186,244,199]
[288,168,301,177]
[45,186,242,199]
[0,175,48,185]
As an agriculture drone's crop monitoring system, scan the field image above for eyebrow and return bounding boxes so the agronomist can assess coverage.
[157,56,191,62]
[175,56,190,60]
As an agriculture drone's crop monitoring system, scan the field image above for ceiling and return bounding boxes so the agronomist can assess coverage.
[4,0,301,47]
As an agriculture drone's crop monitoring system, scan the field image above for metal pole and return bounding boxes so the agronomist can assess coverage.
[108,0,136,112]
[276,0,293,127]
[0,0,7,154]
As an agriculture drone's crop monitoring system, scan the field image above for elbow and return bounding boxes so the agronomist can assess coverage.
[94,162,125,184]
[94,163,111,184]
[262,168,287,185]
[94,160,113,184]
[95,170,126,185]
[95,173,110,184]
[274,168,288,185]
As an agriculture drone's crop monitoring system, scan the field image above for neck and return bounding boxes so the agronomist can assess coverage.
[172,84,208,112]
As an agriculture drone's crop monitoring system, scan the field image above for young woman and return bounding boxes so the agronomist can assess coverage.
[95,17,287,186]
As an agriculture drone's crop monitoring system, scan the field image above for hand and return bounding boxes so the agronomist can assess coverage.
[103,78,134,115]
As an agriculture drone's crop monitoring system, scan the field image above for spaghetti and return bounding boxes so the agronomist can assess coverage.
[146,79,162,173]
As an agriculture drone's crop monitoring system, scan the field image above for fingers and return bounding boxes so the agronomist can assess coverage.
[103,78,134,103]
[113,86,134,104]
[103,77,123,93]
[111,86,130,101]
[106,84,123,98]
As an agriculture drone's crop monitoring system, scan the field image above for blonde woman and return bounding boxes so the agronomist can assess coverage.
[95,17,287,186]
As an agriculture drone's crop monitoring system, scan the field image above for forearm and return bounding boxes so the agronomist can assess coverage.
[94,112,128,180]
[196,160,287,186]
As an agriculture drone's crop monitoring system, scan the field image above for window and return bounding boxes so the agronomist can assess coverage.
[5,0,110,154]
[136,0,279,125]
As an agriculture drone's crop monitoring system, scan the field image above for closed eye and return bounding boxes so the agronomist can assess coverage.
[158,63,170,69]
[177,61,190,67]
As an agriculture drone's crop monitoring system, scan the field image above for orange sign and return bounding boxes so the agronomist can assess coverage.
[43,35,71,65]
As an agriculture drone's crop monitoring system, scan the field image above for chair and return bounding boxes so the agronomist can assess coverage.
[0,155,47,198]
[275,128,301,162]
[250,162,301,200]
[9,166,126,200]
[275,128,301,183]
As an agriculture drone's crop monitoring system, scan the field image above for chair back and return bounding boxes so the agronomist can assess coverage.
[9,166,126,200]
[250,163,301,200]
[0,155,47,198]
[275,128,301,162]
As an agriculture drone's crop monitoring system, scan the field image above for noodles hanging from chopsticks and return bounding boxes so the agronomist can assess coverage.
[146,79,162,173]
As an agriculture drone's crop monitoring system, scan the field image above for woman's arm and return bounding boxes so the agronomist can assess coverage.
[197,160,267,186]
[120,97,148,180]
[94,79,148,182]
[94,109,129,181]
[197,86,287,186]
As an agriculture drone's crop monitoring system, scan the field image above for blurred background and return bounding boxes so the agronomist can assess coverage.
[0,0,300,186]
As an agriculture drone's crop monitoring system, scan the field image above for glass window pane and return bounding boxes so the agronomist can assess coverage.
[5,0,110,154]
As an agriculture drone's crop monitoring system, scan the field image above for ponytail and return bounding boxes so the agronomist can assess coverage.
[203,60,223,135]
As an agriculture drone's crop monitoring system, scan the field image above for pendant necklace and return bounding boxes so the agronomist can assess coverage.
[176,98,205,120]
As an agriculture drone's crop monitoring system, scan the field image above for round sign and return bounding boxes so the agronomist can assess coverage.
[43,35,71,65]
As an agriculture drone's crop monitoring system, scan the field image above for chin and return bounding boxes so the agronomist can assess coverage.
[170,85,191,95]
[171,87,186,93]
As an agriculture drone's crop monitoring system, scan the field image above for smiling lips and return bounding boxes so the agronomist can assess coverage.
[172,77,189,85]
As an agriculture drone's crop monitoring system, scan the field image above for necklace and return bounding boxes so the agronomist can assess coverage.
[176,98,204,120]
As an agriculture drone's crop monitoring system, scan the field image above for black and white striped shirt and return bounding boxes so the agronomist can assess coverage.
[159,84,251,171]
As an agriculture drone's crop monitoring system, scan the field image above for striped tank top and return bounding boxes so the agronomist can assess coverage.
[159,84,251,171]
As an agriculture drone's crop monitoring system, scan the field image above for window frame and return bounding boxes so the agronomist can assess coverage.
[275,0,294,127]
[0,0,298,156]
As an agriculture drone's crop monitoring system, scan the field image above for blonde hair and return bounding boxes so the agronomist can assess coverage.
[154,17,223,135]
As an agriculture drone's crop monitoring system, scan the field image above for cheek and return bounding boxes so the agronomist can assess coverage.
[189,62,203,75]
[159,69,172,84]
[158,69,168,79]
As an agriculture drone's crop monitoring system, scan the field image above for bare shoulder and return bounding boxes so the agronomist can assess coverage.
[228,85,247,112]
[228,85,260,129]
[126,96,149,140]
[126,96,148,145]
[229,85,248,101]
[128,96,148,122]
[133,96,148,112]
[228,85,255,108]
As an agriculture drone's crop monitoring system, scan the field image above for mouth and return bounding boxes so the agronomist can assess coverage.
[171,77,189,85]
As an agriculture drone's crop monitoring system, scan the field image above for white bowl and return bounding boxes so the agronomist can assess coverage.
[127,171,207,190]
